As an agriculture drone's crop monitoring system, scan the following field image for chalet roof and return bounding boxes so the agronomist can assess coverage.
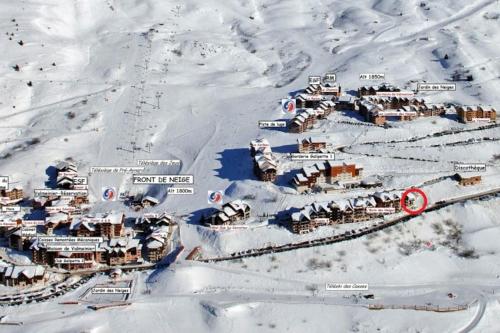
[330,199,352,211]
[312,202,331,213]
[216,212,229,222]
[314,162,326,171]
[250,138,270,146]
[51,197,72,207]
[70,212,123,231]
[147,226,169,240]
[297,93,328,101]
[299,137,326,144]
[142,196,159,205]
[255,154,278,171]
[350,196,376,208]
[373,190,403,202]
[361,83,400,91]
[45,212,69,225]
[359,99,380,113]
[337,95,355,103]
[5,227,23,238]
[33,196,50,205]
[295,115,306,122]
[304,109,317,116]
[56,175,74,184]
[0,212,23,227]
[291,212,303,222]
[294,173,308,182]
[459,105,496,112]
[136,213,174,226]
[146,239,164,249]
[103,238,140,253]
[250,139,271,155]
[55,161,77,172]
[303,166,318,177]
[427,103,445,109]
[301,206,314,220]
[222,206,237,217]
[2,265,45,279]
[322,82,340,88]
[224,200,250,213]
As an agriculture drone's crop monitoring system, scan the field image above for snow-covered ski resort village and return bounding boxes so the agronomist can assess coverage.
[0,0,499,332]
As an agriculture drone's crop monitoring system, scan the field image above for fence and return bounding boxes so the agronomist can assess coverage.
[368,304,468,312]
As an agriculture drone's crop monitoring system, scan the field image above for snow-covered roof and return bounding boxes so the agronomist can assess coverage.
[330,199,352,211]
[142,196,159,205]
[56,161,77,172]
[337,95,355,103]
[224,199,250,212]
[1,265,45,279]
[250,138,270,148]
[312,202,331,213]
[146,239,164,249]
[299,137,326,144]
[103,238,140,252]
[350,196,376,208]
[295,173,308,182]
[46,212,69,224]
[217,212,229,222]
[374,190,403,202]
[70,212,123,231]
[137,213,174,226]
[222,206,237,217]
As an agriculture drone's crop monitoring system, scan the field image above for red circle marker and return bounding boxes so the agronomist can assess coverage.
[400,188,428,215]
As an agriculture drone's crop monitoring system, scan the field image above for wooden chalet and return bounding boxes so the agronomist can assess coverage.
[365,96,426,110]
[0,265,46,287]
[296,87,335,108]
[30,239,104,270]
[56,175,77,189]
[348,196,377,222]
[0,212,23,237]
[204,200,251,225]
[292,162,363,193]
[141,196,160,208]
[6,227,32,251]
[289,109,317,133]
[335,95,356,111]
[297,137,327,153]
[145,227,171,262]
[358,99,385,125]
[0,187,23,201]
[455,105,496,123]
[304,83,341,97]
[357,83,401,97]
[103,238,142,266]
[290,190,413,233]
[135,213,175,233]
[250,138,272,157]
[318,101,335,118]
[454,174,481,186]
[55,161,78,175]
[44,212,71,235]
[70,212,125,239]
[251,139,279,182]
